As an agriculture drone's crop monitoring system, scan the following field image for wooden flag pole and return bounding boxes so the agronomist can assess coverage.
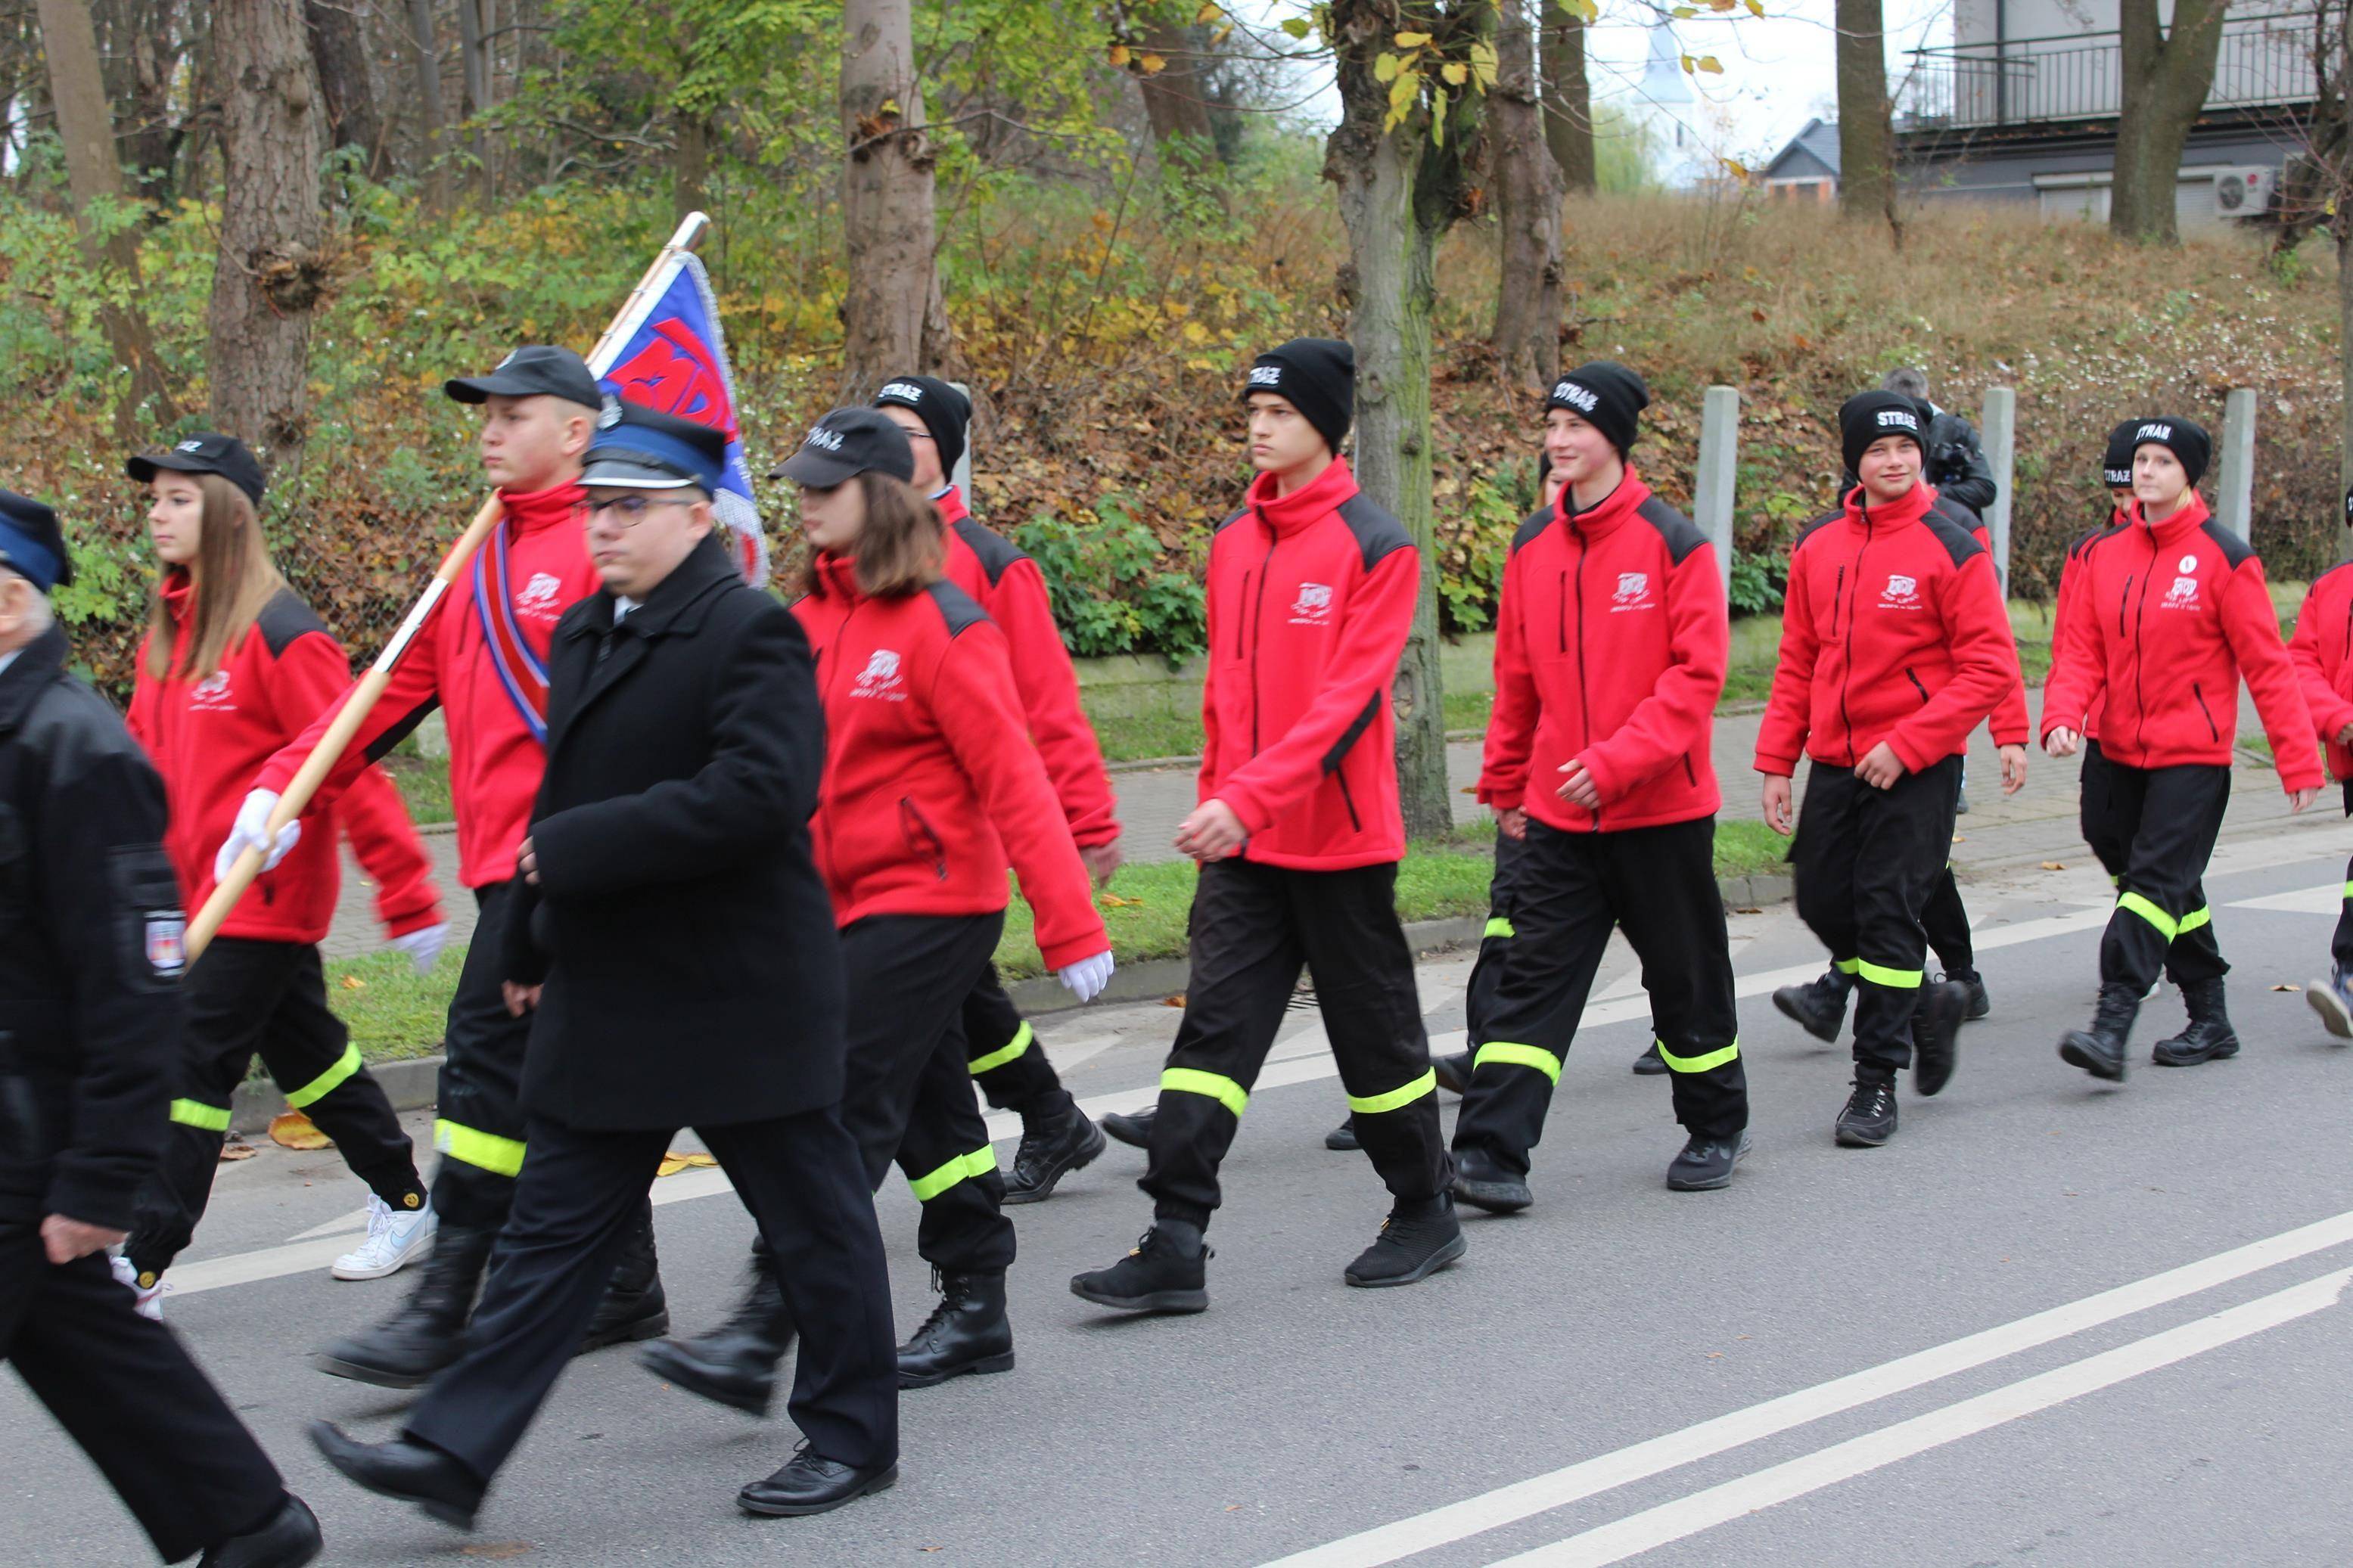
[185,210,712,964]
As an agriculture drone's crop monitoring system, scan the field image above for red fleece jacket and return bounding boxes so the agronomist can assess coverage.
[2290,561,2353,784]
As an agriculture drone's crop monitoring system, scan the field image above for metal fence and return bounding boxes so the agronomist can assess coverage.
[1900,21,2320,130]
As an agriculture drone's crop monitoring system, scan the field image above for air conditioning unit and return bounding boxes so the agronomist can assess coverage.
[2207,166,2276,219]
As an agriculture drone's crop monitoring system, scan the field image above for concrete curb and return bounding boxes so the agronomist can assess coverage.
[228,1053,445,1137]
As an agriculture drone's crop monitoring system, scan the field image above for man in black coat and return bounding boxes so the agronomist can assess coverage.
[0,489,322,1567]
[309,404,899,1528]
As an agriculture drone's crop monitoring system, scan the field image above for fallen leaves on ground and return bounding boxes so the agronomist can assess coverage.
[269,1111,333,1150]
[656,1150,719,1178]
[2040,861,2066,871]
[218,1141,256,1162]
[2274,983,2304,992]
[339,973,365,990]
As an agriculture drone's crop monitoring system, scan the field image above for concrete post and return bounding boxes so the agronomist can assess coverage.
[1979,387,2016,592]
[2215,387,2257,545]
[1694,384,1740,601]
[950,380,974,496]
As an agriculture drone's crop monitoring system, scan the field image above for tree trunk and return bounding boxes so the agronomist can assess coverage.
[33,0,178,435]
[1834,0,1894,224]
[207,0,327,486]
[454,0,493,194]
[1492,1,1563,387]
[841,0,950,390]
[674,110,709,225]
[1540,2,1593,194]
[1326,0,1455,843]
[2112,0,2228,246]
[304,0,385,178]
[1134,9,1216,155]
[406,0,450,209]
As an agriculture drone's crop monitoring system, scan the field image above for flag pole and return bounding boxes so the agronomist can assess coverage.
[185,211,712,964]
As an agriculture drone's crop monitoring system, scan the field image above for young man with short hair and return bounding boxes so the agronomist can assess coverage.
[1757,392,2021,1147]
[1071,339,1460,1312]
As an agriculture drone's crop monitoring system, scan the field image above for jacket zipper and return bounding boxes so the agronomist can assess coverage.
[1557,570,1568,652]
[1571,520,1597,827]
[1235,571,1251,660]
[1681,755,1697,787]
[1247,532,1277,756]
[1836,519,1863,765]
[899,797,950,882]
[2192,682,2220,744]
[2131,533,2157,754]
[1334,769,1362,832]
[1904,666,1929,704]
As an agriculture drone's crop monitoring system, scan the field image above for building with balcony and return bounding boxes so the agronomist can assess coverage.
[1895,0,2320,226]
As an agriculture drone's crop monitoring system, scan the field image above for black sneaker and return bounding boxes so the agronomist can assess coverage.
[1099,1105,1155,1149]
[1773,972,1851,1043]
[1910,980,1968,1098]
[1002,1095,1106,1203]
[1325,1116,1360,1151]
[1432,1050,1477,1095]
[1834,1077,1898,1147]
[1449,1147,1533,1213]
[1343,1195,1466,1287]
[1947,970,1992,1021]
[1666,1129,1750,1191]
[1070,1228,1210,1313]
[1631,1042,1668,1076]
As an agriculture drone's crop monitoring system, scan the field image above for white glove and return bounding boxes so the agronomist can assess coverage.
[1056,950,1115,1003]
[387,922,450,977]
[213,789,301,885]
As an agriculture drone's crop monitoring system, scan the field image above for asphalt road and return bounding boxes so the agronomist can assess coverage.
[11,811,2353,1566]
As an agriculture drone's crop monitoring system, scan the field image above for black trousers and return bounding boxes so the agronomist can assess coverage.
[1464,829,1532,1049]
[837,914,1016,1275]
[1144,859,1447,1229]
[961,961,1065,1113]
[2094,759,2231,991]
[431,878,535,1229]
[123,937,422,1280]
[2080,741,2221,984]
[1792,756,1963,1076]
[405,1108,897,1483]
[2334,785,2353,973]
[1824,865,1974,984]
[1453,818,1747,1174]
[2,1221,288,1562]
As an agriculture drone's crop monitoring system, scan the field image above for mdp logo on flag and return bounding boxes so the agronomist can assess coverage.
[593,251,769,586]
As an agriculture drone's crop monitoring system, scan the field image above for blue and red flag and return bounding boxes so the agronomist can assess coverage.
[591,251,769,586]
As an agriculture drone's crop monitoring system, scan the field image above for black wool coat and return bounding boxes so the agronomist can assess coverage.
[502,535,846,1129]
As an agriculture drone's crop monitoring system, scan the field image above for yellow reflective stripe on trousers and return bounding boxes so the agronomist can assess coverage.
[1162,1067,1249,1118]
[284,1042,362,1110]
[169,1098,231,1132]
[2176,905,2212,935]
[1655,1037,1741,1074]
[2118,890,2179,942]
[2343,880,2353,902]
[1347,1069,1436,1116]
[1853,958,1923,989]
[1473,1042,1562,1085]
[907,1147,996,1202]
[1484,916,1516,939]
[967,1021,1034,1076]
[1832,957,1860,976]
[434,1119,527,1178]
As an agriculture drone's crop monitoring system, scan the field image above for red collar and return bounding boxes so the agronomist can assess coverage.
[934,485,970,527]
[1554,469,1653,540]
[159,568,194,628]
[498,480,584,536]
[813,549,864,604]
[1845,479,1938,532]
[1246,457,1360,536]
[2131,490,2212,546]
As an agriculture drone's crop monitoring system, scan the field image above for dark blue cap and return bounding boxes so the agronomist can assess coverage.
[0,489,70,593]
[582,396,728,492]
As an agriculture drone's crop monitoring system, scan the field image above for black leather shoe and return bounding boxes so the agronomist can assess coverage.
[738,1449,899,1517]
[1431,1050,1476,1095]
[1773,971,1853,1043]
[1666,1130,1750,1191]
[2059,982,2140,1082]
[196,1495,322,1567]
[896,1270,1014,1388]
[1450,1147,1532,1213]
[1099,1105,1155,1149]
[308,1421,484,1531]
[1344,1194,1465,1287]
[1631,1042,1668,1076]
[640,1247,794,1415]
[1002,1095,1105,1203]
[1835,1077,1898,1147]
[314,1223,493,1388]
[2153,977,2240,1066]
[1941,970,1992,1021]
[1070,1226,1210,1313]
[1910,980,1969,1098]
[1325,1116,1361,1151]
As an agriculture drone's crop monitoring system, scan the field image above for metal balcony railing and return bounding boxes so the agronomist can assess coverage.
[1899,21,2320,131]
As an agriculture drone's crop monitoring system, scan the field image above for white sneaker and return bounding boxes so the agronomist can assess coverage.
[108,1253,165,1321]
[331,1197,438,1281]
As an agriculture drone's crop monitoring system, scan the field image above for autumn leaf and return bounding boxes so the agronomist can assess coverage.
[269,1110,333,1150]
[1108,42,1131,67]
[340,973,365,989]
[1696,54,1725,73]
[1374,51,1400,82]
[657,1150,719,1178]
[1388,69,1419,114]
[2040,861,2067,871]
[2274,983,2304,992]
[1441,61,1468,85]
[1279,16,1311,39]
[1672,5,1698,15]
[1468,39,1498,89]
[1745,0,1766,14]
[1139,52,1167,74]
[218,1141,257,1163]
[1195,1,1223,20]
[1394,29,1432,46]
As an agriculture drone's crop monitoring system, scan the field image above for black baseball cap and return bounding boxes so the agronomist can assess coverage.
[444,345,603,411]
[126,432,267,506]
[770,407,915,488]
[581,397,728,493]
[0,489,71,593]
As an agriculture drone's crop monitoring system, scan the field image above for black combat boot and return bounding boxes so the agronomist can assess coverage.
[1099,1104,1156,1149]
[1910,979,1969,1098]
[581,1196,668,1352]
[1432,1049,1477,1095]
[1631,1042,1668,1076]
[639,1245,795,1414]
[1325,1115,1360,1151]
[1002,1091,1106,1203]
[896,1269,1015,1388]
[2059,982,2141,1082]
[313,1224,495,1388]
[1773,970,1854,1042]
[1070,1223,1211,1313]
[2153,977,2240,1066]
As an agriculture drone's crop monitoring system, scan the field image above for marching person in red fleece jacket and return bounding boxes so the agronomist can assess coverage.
[871,375,1117,1200]
[1447,363,1750,1206]
[117,433,446,1311]
[767,407,1108,1393]
[1757,392,2022,1147]
[1071,338,1461,1315]
[2044,416,2320,1079]
[2288,552,2353,1035]
[223,348,668,1389]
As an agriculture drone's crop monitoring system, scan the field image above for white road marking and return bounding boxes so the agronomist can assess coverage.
[1487,1266,2352,1567]
[290,1205,372,1241]
[2227,883,2344,917]
[1258,1207,2353,1568]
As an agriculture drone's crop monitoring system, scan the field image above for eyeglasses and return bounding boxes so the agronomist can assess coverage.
[575,495,694,526]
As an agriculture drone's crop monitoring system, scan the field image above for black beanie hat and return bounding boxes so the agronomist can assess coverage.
[2101,419,2144,489]
[1241,338,1354,454]
[1839,390,1927,478]
[2128,415,2210,489]
[1546,362,1649,458]
[872,375,971,484]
